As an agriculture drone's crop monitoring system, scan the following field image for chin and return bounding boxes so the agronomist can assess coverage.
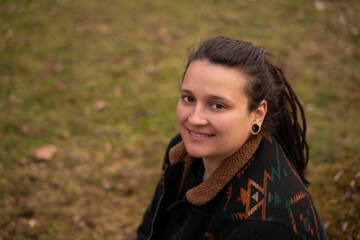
[186,147,216,160]
[188,151,206,159]
[183,144,207,158]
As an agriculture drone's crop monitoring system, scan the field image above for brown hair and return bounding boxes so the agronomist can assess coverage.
[183,36,309,185]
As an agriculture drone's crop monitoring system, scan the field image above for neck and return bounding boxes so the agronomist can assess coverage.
[202,153,235,181]
[202,158,222,181]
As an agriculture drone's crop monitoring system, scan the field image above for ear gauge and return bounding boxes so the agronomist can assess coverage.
[251,124,261,135]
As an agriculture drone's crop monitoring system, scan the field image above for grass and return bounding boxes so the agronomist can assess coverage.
[1,0,359,239]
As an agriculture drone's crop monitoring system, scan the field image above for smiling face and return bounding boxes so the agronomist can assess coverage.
[176,60,262,163]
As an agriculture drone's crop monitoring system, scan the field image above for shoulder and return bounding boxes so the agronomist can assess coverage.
[253,136,306,187]
[224,136,325,239]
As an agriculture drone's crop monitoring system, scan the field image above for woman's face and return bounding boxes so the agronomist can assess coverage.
[176,60,261,163]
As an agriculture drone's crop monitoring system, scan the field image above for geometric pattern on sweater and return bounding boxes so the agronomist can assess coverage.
[207,137,322,240]
[135,133,327,240]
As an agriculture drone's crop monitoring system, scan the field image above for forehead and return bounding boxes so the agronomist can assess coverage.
[182,60,247,97]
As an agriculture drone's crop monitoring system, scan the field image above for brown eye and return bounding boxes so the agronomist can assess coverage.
[211,103,225,110]
[182,96,195,103]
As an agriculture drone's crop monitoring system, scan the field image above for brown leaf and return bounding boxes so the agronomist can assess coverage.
[28,219,37,228]
[333,170,344,182]
[323,222,330,230]
[350,180,355,188]
[314,1,326,11]
[342,221,348,232]
[338,15,346,25]
[33,145,58,161]
[93,100,107,111]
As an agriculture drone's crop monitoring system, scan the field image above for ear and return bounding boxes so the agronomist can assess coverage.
[252,100,267,127]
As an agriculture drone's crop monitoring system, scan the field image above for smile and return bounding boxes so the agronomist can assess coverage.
[188,129,214,139]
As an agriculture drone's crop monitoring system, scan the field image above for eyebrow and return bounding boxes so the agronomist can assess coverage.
[180,89,233,104]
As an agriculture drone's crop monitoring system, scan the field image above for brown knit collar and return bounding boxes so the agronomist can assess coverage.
[168,134,262,206]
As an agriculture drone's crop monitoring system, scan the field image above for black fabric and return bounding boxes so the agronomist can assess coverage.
[227,221,302,240]
[160,159,206,239]
[184,158,204,195]
[135,135,328,240]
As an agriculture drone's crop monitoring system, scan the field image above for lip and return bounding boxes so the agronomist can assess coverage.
[187,128,215,140]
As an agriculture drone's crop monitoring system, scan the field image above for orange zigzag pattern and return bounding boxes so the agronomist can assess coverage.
[291,192,306,204]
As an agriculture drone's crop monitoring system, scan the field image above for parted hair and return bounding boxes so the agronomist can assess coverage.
[183,36,309,185]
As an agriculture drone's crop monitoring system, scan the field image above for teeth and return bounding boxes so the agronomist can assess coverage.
[190,131,211,138]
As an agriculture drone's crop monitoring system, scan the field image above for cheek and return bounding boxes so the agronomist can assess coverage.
[212,114,252,134]
[176,102,187,123]
[211,118,232,132]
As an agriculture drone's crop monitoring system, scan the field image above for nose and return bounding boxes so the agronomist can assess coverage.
[187,105,208,125]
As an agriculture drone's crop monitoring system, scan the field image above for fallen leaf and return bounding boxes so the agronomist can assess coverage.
[342,221,348,232]
[324,221,330,230]
[33,145,58,161]
[338,15,346,24]
[28,219,37,228]
[93,100,107,111]
[350,180,355,188]
[333,170,344,182]
[314,1,326,11]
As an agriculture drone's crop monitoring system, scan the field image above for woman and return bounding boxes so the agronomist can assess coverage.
[136,36,327,240]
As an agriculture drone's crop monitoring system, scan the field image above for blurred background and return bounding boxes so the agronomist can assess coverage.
[1,0,359,239]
